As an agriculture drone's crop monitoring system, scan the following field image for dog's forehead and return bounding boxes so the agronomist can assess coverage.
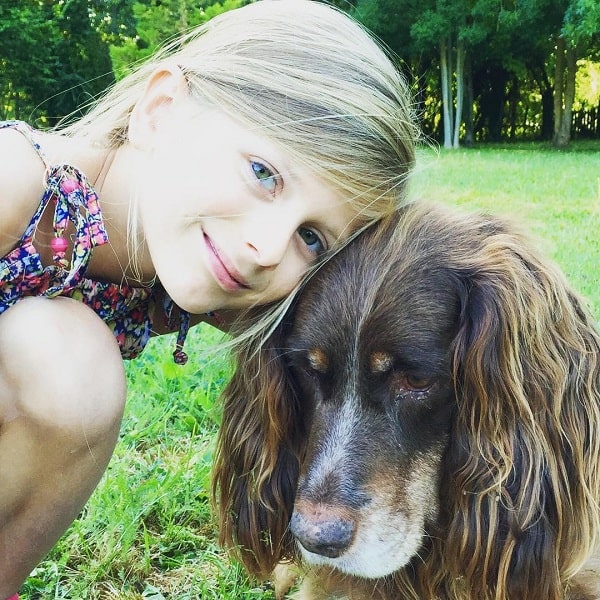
[288,232,462,377]
[292,252,459,336]
[289,291,456,382]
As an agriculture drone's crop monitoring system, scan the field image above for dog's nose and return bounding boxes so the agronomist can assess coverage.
[290,507,355,558]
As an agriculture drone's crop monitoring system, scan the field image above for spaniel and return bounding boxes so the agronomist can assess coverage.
[213,202,600,599]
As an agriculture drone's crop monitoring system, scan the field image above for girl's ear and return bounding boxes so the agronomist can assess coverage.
[128,65,188,149]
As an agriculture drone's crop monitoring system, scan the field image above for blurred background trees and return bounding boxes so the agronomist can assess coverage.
[0,0,598,147]
[357,0,599,147]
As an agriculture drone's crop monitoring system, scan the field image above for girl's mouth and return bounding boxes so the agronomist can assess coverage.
[204,234,249,291]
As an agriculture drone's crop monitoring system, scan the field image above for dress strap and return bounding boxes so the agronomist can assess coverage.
[42,164,109,296]
[1,121,53,245]
[1,121,191,365]
[163,294,191,365]
[0,120,51,168]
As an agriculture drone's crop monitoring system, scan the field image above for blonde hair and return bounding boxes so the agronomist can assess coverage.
[59,0,419,341]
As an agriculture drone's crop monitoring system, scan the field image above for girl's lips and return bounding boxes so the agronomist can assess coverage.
[204,234,249,291]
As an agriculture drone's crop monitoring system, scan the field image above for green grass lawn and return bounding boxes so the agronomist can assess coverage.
[411,142,600,317]
[21,142,600,599]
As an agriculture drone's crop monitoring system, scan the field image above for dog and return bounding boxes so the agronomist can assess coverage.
[212,202,600,599]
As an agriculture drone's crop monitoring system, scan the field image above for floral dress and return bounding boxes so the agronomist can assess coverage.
[0,121,190,363]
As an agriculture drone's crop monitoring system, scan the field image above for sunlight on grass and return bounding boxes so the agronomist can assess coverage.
[411,143,600,316]
[23,142,600,598]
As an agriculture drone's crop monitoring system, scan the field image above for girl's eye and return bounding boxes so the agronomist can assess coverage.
[251,160,280,194]
[298,226,326,255]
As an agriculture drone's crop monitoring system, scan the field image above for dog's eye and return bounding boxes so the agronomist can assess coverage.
[404,374,432,391]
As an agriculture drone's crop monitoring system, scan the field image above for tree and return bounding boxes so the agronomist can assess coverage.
[352,0,600,144]
[46,0,116,123]
[0,0,118,124]
[0,2,55,121]
[410,0,493,149]
[109,0,247,79]
[553,0,600,146]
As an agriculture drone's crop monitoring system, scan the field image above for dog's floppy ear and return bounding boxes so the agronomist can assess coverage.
[443,219,600,598]
[212,312,304,578]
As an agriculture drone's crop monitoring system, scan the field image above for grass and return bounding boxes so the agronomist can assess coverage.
[411,141,600,316]
[20,142,600,599]
[21,328,272,600]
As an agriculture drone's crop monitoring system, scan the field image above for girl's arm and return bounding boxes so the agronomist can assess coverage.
[0,127,47,257]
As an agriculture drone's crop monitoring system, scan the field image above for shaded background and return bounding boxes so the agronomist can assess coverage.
[0,0,599,148]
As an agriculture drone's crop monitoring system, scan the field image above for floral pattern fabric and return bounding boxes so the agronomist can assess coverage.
[0,120,189,362]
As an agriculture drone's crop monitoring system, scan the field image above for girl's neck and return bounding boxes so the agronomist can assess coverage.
[90,143,155,287]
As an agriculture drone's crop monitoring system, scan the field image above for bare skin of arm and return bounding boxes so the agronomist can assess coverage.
[0,130,127,597]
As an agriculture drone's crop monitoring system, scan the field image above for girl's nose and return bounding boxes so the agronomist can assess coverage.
[245,214,296,269]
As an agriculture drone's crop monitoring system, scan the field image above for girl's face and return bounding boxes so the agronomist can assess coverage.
[136,96,356,315]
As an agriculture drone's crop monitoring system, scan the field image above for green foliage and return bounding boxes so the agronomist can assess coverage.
[0,0,115,124]
[1,0,598,140]
[353,0,415,57]
[352,0,599,143]
[110,0,246,79]
[563,0,600,46]
[410,7,445,51]
[88,0,138,45]
[576,59,600,108]
[0,0,248,122]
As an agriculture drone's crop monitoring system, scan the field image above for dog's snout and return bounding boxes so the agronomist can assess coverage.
[290,503,355,558]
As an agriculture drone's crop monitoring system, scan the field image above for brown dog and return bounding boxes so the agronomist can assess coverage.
[213,202,600,599]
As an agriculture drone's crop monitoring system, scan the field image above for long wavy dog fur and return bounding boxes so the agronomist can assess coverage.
[213,202,600,599]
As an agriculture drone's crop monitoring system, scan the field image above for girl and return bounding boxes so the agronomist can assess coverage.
[0,0,418,596]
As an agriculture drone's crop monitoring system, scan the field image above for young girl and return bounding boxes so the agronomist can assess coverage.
[0,1,418,596]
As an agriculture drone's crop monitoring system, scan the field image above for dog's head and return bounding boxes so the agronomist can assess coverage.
[282,212,459,578]
[213,202,600,598]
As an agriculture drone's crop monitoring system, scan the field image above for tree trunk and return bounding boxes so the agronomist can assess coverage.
[440,39,453,149]
[179,0,188,30]
[553,36,566,144]
[507,75,519,140]
[487,66,507,142]
[554,42,577,147]
[541,87,554,140]
[453,40,465,148]
[463,55,475,146]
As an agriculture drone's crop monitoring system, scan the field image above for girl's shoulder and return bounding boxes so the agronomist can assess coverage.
[0,124,47,257]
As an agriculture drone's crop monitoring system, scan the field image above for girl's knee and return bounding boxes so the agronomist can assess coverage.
[0,297,126,441]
